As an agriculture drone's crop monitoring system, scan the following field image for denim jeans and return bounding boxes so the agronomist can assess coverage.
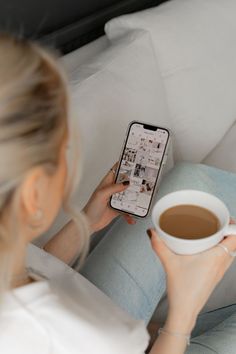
[81,163,236,353]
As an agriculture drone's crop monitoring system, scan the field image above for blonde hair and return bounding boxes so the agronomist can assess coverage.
[0,33,90,295]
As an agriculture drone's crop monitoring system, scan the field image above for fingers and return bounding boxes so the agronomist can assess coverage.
[230,217,236,224]
[147,228,173,266]
[219,235,236,257]
[221,235,236,252]
[100,181,129,200]
[99,162,119,188]
[219,218,236,256]
[123,214,136,225]
[108,208,120,219]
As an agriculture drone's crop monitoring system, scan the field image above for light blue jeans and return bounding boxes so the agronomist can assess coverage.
[81,163,236,353]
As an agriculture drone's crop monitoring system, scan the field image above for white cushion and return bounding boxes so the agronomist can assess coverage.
[69,30,172,209]
[204,122,236,173]
[105,0,236,162]
[60,36,109,74]
[37,30,172,246]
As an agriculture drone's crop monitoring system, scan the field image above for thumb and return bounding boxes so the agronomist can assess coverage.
[148,228,174,265]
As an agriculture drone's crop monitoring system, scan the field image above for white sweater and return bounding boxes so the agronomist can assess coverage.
[0,244,149,354]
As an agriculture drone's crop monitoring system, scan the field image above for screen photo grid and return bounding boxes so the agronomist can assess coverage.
[112,128,166,214]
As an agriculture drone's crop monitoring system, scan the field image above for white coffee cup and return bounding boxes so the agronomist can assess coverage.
[152,190,236,255]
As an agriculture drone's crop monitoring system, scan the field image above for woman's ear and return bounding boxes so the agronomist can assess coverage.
[21,167,44,213]
[19,166,49,239]
[18,140,67,243]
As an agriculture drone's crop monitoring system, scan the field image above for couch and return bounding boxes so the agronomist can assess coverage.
[31,0,236,326]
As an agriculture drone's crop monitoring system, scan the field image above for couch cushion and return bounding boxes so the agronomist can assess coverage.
[69,30,172,210]
[106,0,236,162]
[204,122,236,173]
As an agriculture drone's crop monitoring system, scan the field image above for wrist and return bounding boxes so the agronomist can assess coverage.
[82,208,96,234]
[158,327,191,346]
[165,310,197,334]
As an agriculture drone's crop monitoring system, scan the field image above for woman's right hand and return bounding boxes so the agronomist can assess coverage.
[148,226,236,334]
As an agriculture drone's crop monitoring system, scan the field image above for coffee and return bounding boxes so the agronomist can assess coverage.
[159,204,220,239]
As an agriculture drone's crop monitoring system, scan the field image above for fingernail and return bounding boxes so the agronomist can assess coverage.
[146,229,152,240]
[123,181,130,186]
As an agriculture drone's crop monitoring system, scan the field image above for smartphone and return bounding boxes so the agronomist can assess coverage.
[110,121,170,218]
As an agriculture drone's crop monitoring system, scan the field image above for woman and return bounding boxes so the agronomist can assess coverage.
[1,33,236,354]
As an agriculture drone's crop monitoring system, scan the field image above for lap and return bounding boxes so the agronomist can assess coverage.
[80,215,166,324]
[187,309,236,354]
[156,162,236,219]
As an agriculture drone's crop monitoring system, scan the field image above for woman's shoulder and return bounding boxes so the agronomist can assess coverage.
[1,278,148,354]
[25,244,149,353]
[0,281,53,354]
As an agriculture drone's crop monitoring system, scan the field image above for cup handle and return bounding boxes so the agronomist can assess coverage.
[224,224,236,236]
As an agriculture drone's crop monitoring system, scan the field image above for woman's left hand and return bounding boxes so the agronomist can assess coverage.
[149,218,236,333]
[83,163,136,233]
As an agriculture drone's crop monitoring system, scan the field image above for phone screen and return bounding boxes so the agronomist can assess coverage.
[110,122,170,217]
